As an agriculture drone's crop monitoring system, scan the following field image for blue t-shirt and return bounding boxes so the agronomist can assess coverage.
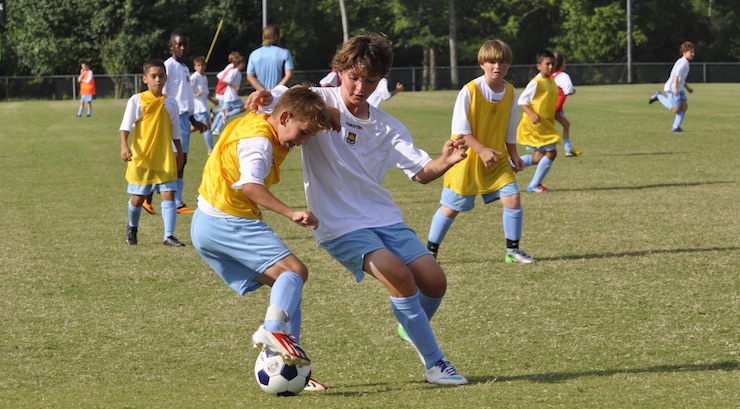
[246,45,294,89]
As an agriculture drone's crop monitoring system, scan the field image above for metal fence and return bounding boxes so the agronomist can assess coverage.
[1,62,739,101]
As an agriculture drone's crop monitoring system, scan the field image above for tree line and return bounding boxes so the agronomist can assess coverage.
[1,0,738,81]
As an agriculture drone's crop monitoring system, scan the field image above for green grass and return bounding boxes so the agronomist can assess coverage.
[0,84,738,408]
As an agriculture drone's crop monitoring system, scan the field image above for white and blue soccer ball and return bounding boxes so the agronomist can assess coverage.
[254,350,312,396]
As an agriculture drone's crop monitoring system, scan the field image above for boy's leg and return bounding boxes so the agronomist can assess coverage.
[672,111,685,131]
[87,101,92,117]
[657,93,672,109]
[390,293,444,369]
[427,207,455,258]
[126,196,143,245]
[77,98,84,117]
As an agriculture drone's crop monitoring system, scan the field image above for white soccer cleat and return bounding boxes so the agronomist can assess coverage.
[424,357,468,385]
[303,378,328,391]
[252,325,311,366]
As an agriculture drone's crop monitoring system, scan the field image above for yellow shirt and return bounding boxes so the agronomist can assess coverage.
[125,91,177,185]
[516,75,560,147]
[444,80,516,195]
[198,112,288,219]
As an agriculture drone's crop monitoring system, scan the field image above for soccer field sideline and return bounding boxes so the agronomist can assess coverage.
[0,84,738,408]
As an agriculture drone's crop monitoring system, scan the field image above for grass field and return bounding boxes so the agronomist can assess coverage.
[0,84,738,408]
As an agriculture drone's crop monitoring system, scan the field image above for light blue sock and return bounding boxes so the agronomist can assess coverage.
[427,208,455,245]
[77,107,83,117]
[161,200,177,239]
[175,178,184,207]
[128,198,142,227]
[529,156,553,188]
[672,111,685,130]
[226,107,241,118]
[503,207,523,244]
[418,291,443,321]
[204,130,214,152]
[264,272,304,336]
[390,293,444,370]
[521,154,533,168]
[87,107,92,116]
[285,302,302,343]
[563,138,572,153]
[658,94,671,109]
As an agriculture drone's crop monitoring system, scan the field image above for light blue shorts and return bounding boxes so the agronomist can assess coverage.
[222,99,244,111]
[194,112,210,127]
[127,180,177,195]
[666,90,687,107]
[80,95,94,103]
[440,183,519,212]
[190,209,291,295]
[525,143,558,153]
[176,113,191,153]
[320,223,430,282]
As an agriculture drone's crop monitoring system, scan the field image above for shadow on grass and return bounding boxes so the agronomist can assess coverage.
[558,180,731,192]
[537,246,740,262]
[472,360,739,384]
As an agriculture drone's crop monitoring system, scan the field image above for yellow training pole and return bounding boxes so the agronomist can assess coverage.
[205,20,224,63]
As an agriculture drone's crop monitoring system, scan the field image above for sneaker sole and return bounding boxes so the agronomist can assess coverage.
[252,331,311,366]
[425,376,469,386]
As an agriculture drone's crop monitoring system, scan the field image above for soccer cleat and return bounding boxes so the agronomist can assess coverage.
[397,324,425,365]
[505,249,536,264]
[424,357,468,385]
[526,184,552,193]
[304,378,328,391]
[565,149,582,157]
[649,91,661,104]
[672,127,684,133]
[177,205,195,214]
[142,199,155,215]
[252,325,311,366]
[125,226,138,245]
[163,236,186,247]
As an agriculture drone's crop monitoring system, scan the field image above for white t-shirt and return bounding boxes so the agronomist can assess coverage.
[190,71,210,114]
[197,137,278,218]
[163,57,195,115]
[664,56,690,93]
[300,86,432,244]
[517,73,543,106]
[553,72,575,95]
[218,64,242,102]
[319,71,341,87]
[119,93,181,140]
[451,76,519,145]
[367,78,391,109]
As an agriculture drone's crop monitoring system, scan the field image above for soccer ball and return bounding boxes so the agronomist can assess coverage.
[254,350,312,396]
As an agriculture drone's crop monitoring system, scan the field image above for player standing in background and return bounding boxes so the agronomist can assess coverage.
[77,60,96,117]
[246,24,294,91]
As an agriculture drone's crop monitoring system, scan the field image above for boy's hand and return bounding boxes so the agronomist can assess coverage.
[291,210,319,229]
[245,89,273,111]
[510,156,525,172]
[529,112,541,124]
[190,116,208,133]
[479,147,502,168]
[442,134,468,165]
[121,146,132,161]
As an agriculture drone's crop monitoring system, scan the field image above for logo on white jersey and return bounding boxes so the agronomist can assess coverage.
[345,132,358,149]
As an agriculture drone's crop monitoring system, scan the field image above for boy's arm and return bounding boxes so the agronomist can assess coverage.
[412,135,468,184]
[685,83,693,93]
[247,73,266,91]
[520,104,540,124]
[242,183,319,229]
[506,142,524,172]
[120,131,132,161]
[173,140,184,171]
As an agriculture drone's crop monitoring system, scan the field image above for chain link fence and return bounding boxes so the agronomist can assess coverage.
[1,62,739,101]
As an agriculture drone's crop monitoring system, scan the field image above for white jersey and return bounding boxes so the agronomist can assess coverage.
[218,64,242,102]
[553,71,575,95]
[664,56,690,93]
[367,78,391,109]
[119,93,181,140]
[163,57,195,115]
[451,76,519,145]
[190,71,210,114]
[301,87,432,244]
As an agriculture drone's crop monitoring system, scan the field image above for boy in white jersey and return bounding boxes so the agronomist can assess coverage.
[552,52,581,157]
[119,60,185,247]
[247,33,470,386]
[145,29,207,216]
[191,87,331,391]
[426,40,535,264]
[649,41,695,133]
[190,56,216,154]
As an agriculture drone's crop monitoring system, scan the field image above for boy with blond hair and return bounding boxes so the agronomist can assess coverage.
[426,39,535,264]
